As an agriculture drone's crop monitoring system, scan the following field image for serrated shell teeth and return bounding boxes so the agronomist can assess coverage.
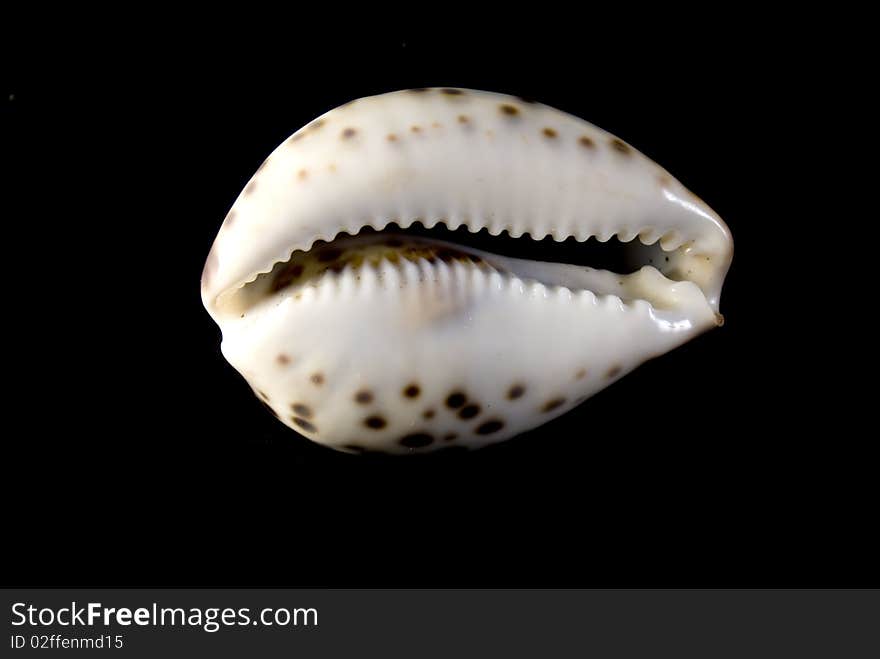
[638,228,660,245]
[616,227,638,243]
[659,230,684,251]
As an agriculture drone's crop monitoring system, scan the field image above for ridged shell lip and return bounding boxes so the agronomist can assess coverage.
[202,191,732,320]
[213,222,725,330]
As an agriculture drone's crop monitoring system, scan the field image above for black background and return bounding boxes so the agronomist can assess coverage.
[5,22,872,586]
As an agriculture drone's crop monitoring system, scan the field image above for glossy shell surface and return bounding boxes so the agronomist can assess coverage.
[201,88,733,454]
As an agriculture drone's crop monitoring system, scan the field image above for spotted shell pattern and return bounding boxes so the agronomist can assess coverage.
[201,88,733,454]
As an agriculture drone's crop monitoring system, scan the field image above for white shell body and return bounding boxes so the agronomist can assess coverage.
[201,88,733,454]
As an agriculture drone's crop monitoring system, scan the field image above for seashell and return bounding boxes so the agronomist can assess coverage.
[201,88,733,454]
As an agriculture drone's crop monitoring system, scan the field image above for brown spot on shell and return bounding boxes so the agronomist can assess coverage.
[441,88,463,95]
[610,138,631,154]
[387,133,398,142]
[287,133,305,144]
[244,180,257,196]
[365,416,387,430]
[409,88,429,93]
[309,119,325,131]
[257,390,270,401]
[410,125,422,133]
[476,420,504,435]
[291,403,312,418]
[579,135,595,149]
[458,404,481,420]
[292,417,316,433]
[443,433,458,442]
[446,392,466,409]
[575,368,587,380]
[607,365,622,378]
[298,169,308,180]
[457,114,470,124]
[499,104,519,116]
[355,390,373,405]
[400,433,434,448]
[310,373,324,386]
[542,398,566,413]
[507,384,526,400]
[276,354,292,366]
[403,383,421,399]
[223,209,237,226]
[423,409,435,419]
[341,127,357,139]
[542,127,558,138]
